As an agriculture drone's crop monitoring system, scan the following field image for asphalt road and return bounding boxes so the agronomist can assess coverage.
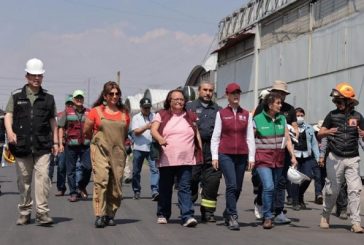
[0,164,363,245]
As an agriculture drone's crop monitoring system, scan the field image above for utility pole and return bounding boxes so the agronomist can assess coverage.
[116,71,120,85]
[87,78,90,107]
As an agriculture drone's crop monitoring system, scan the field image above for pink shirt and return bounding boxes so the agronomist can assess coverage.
[154,112,196,167]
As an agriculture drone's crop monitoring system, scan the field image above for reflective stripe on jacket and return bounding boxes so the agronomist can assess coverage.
[254,110,286,168]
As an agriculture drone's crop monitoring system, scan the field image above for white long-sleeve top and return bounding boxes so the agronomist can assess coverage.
[210,109,256,162]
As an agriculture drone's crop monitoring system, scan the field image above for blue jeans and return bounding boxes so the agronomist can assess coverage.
[48,154,56,181]
[132,150,159,195]
[276,151,291,213]
[66,146,92,195]
[219,154,247,217]
[291,157,315,204]
[312,161,323,196]
[157,165,194,222]
[256,167,283,220]
[56,152,67,192]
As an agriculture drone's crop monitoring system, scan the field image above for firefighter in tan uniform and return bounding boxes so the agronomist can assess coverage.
[84,81,130,228]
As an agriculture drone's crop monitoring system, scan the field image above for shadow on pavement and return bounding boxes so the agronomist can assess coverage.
[215,221,259,228]
[0,191,19,195]
[115,219,139,225]
[52,217,73,224]
[329,224,351,231]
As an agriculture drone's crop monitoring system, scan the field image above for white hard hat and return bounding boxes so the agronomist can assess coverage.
[25,58,45,75]
[259,89,270,100]
[287,166,310,184]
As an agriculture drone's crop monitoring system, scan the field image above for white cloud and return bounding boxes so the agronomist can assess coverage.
[129,28,168,44]
[0,24,214,108]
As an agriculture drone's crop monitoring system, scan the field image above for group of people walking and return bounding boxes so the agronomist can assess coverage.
[2,58,364,233]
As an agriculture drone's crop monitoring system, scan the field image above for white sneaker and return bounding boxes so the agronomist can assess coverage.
[183,217,198,227]
[254,203,263,219]
[274,212,291,224]
[157,216,167,224]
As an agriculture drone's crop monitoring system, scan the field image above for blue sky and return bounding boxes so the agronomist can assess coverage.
[0,0,247,108]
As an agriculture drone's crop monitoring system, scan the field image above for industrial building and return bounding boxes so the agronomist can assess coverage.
[187,0,364,124]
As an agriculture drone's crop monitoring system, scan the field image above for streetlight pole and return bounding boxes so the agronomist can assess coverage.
[117,71,120,85]
[87,78,90,107]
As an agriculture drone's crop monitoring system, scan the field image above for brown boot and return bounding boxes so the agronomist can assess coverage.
[351,223,364,233]
[320,216,330,229]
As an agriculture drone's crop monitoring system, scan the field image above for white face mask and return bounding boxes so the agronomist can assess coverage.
[297,116,304,125]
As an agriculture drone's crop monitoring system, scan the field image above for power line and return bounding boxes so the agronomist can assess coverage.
[61,0,215,26]
[149,0,212,24]
[200,32,218,64]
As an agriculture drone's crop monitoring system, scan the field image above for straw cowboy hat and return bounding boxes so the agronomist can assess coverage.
[269,80,290,94]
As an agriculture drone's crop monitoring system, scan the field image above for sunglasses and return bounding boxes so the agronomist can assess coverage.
[332,98,345,105]
[108,92,120,97]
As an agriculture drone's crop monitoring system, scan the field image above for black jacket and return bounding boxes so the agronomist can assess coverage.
[9,85,55,157]
[324,109,364,158]
[186,99,220,163]
[0,109,5,144]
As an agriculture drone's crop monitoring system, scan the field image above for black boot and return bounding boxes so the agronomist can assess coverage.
[105,216,116,226]
[95,216,106,228]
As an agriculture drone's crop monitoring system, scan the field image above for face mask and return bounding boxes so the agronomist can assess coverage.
[297,116,304,125]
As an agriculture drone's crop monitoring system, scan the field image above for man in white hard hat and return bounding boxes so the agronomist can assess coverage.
[4,58,58,226]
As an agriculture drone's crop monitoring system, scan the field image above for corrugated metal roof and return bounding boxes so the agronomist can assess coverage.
[218,0,299,44]
[125,93,144,115]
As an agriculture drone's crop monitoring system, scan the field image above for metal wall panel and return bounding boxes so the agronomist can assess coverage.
[313,0,354,29]
[311,23,348,77]
[236,55,255,92]
[216,63,235,98]
[288,66,364,124]
[279,36,309,81]
[216,54,255,98]
[258,44,282,88]
[347,11,364,67]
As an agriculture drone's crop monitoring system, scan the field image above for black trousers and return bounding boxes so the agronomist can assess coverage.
[191,163,222,214]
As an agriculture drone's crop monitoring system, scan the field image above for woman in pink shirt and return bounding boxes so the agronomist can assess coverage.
[151,89,202,227]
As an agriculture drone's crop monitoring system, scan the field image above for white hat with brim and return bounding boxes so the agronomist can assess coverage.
[259,89,270,100]
[73,89,85,98]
